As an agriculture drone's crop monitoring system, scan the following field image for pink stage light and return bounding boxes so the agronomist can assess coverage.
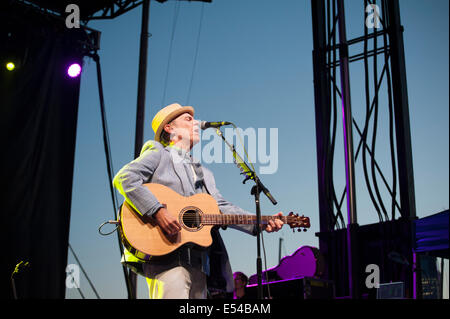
[67,63,81,78]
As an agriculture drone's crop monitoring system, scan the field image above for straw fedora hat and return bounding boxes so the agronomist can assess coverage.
[152,103,194,142]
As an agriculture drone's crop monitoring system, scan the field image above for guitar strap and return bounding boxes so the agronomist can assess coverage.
[191,162,233,292]
[176,151,232,291]
[192,162,208,194]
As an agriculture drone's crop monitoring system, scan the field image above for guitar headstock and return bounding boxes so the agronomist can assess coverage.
[287,212,310,232]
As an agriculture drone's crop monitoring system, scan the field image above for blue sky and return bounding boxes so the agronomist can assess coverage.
[66,0,448,298]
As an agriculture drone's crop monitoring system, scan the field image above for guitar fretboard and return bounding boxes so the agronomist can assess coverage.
[201,214,292,226]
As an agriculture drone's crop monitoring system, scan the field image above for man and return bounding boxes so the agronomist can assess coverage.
[113,103,283,299]
[233,271,249,299]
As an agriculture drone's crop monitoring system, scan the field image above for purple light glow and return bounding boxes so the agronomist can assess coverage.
[248,246,321,285]
[67,63,81,78]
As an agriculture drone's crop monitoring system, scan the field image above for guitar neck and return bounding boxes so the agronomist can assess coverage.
[202,214,288,226]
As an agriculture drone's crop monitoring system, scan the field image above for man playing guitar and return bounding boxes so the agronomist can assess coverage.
[113,103,284,299]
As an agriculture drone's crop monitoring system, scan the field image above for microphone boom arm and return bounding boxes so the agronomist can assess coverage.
[215,128,277,205]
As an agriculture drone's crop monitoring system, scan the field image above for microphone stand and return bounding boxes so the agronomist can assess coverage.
[215,127,277,300]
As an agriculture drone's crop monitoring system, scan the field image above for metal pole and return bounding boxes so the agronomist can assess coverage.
[278,237,283,262]
[386,0,416,221]
[386,0,418,298]
[130,0,151,299]
[311,0,334,236]
[311,0,340,295]
[135,0,150,159]
[336,0,359,299]
[252,180,263,300]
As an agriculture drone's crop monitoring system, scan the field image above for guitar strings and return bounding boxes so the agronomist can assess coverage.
[181,215,298,225]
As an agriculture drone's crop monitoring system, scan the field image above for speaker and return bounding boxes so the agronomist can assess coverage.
[376,282,405,299]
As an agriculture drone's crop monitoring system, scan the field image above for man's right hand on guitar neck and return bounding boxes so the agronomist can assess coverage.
[153,207,182,236]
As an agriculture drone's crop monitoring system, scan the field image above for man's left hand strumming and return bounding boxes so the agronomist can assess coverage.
[264,212,284,233]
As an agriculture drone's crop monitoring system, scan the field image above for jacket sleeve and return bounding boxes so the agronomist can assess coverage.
[113,141,164,218]
[202,167,257,236]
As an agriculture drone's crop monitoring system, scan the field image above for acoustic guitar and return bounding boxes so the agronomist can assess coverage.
[119,183,310,260]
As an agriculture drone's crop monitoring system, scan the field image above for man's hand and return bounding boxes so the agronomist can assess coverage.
[153,207,181,236]
[264,212,284,233]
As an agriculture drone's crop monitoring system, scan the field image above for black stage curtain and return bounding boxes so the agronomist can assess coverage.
[0,4,85,298]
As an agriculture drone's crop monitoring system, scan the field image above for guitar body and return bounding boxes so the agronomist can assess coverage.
[119,183,218,260]
[119,183,310,261]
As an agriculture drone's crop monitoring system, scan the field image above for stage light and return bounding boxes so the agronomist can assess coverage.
[6,62,15,71]
[67,63,81,78]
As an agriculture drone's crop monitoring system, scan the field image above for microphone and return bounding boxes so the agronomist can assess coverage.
[200,121,232,130]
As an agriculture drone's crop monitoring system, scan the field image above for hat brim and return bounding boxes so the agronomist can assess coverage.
[154,106,194,142]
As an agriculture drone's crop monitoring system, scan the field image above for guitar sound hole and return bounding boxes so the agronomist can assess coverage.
[181,208,203,231]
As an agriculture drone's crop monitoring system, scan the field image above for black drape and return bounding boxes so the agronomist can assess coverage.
[1,4,85,298]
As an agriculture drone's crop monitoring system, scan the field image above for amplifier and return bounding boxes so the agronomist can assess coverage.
[245,277,335,299]
[376,282,405,299]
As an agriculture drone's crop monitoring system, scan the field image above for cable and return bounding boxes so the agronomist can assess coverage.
[381,0,397,286]
[352,118,401,212]
[98,220,120,236]
[186,2,205,105]
[91,52,133,299]
[92,53,120,217]
[370,0,390,222]
[381,0,398,220]
[68,243,101,299]
[76,286,86,299]
[329,0,345,230]
[329,69,401,219]
[161,0,181,106]
[362,0,384,223]
[324,0,398,228]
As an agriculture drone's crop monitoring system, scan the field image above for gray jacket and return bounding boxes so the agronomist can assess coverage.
[113,140,256,292]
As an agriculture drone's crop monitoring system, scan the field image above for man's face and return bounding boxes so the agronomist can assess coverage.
[166,112,200,147]
[233,274,247,289]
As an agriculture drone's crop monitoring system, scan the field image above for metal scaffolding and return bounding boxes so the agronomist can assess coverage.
[311,0,418,298]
